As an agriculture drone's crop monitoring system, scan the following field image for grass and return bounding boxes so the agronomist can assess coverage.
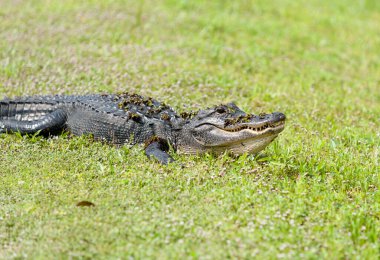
[0,0,379,258]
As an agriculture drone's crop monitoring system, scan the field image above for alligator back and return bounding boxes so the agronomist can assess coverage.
[0,93,179,145]
[64,94,179,145]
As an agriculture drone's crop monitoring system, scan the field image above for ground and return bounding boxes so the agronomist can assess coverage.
[0,0,379,258]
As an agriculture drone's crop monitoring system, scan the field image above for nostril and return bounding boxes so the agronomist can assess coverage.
[273,112,286,121]
[280,113,286,120]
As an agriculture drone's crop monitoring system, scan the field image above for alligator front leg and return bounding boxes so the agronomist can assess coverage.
[144,137,174,165]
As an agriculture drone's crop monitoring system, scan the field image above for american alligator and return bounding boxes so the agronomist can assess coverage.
[0,93,286,164]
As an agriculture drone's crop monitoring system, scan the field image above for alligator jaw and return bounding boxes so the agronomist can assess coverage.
[192,121,285,154]
[212,134,280,155]
[216,122,284,155]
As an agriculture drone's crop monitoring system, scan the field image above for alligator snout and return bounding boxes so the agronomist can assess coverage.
[272,112,286,122]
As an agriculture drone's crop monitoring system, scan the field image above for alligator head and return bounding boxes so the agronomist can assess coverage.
[175,103,286,155]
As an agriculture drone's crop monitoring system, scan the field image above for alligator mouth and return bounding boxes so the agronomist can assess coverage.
[192,120,285,148]
[222,120,285,133]
[190,112,286,152]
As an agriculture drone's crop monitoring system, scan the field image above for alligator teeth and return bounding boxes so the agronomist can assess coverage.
[224,121,285,132]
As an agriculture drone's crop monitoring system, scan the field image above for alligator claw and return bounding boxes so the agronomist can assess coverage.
[145,141,175,165]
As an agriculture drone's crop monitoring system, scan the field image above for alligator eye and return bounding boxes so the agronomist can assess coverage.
[216,106,226,114]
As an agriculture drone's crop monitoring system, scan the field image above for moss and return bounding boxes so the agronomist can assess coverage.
[180,111,196,119]
[128,112,142,122]
[224,114,255,127]
[160,113,171,121]
[116,93,173,119]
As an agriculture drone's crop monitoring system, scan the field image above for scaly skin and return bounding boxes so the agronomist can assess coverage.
[0,93,286,164]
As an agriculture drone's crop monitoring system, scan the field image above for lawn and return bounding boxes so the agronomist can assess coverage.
[0,0,379,258]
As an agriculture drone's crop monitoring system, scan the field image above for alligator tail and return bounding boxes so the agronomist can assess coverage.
[0,98,67,134]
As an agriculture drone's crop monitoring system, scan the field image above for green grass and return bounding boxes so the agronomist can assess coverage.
[0,0,379,258]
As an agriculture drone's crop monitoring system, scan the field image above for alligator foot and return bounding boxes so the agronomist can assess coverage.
[145,139,174,165]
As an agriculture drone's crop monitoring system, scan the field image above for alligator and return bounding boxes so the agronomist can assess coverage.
[0,93,286,164]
